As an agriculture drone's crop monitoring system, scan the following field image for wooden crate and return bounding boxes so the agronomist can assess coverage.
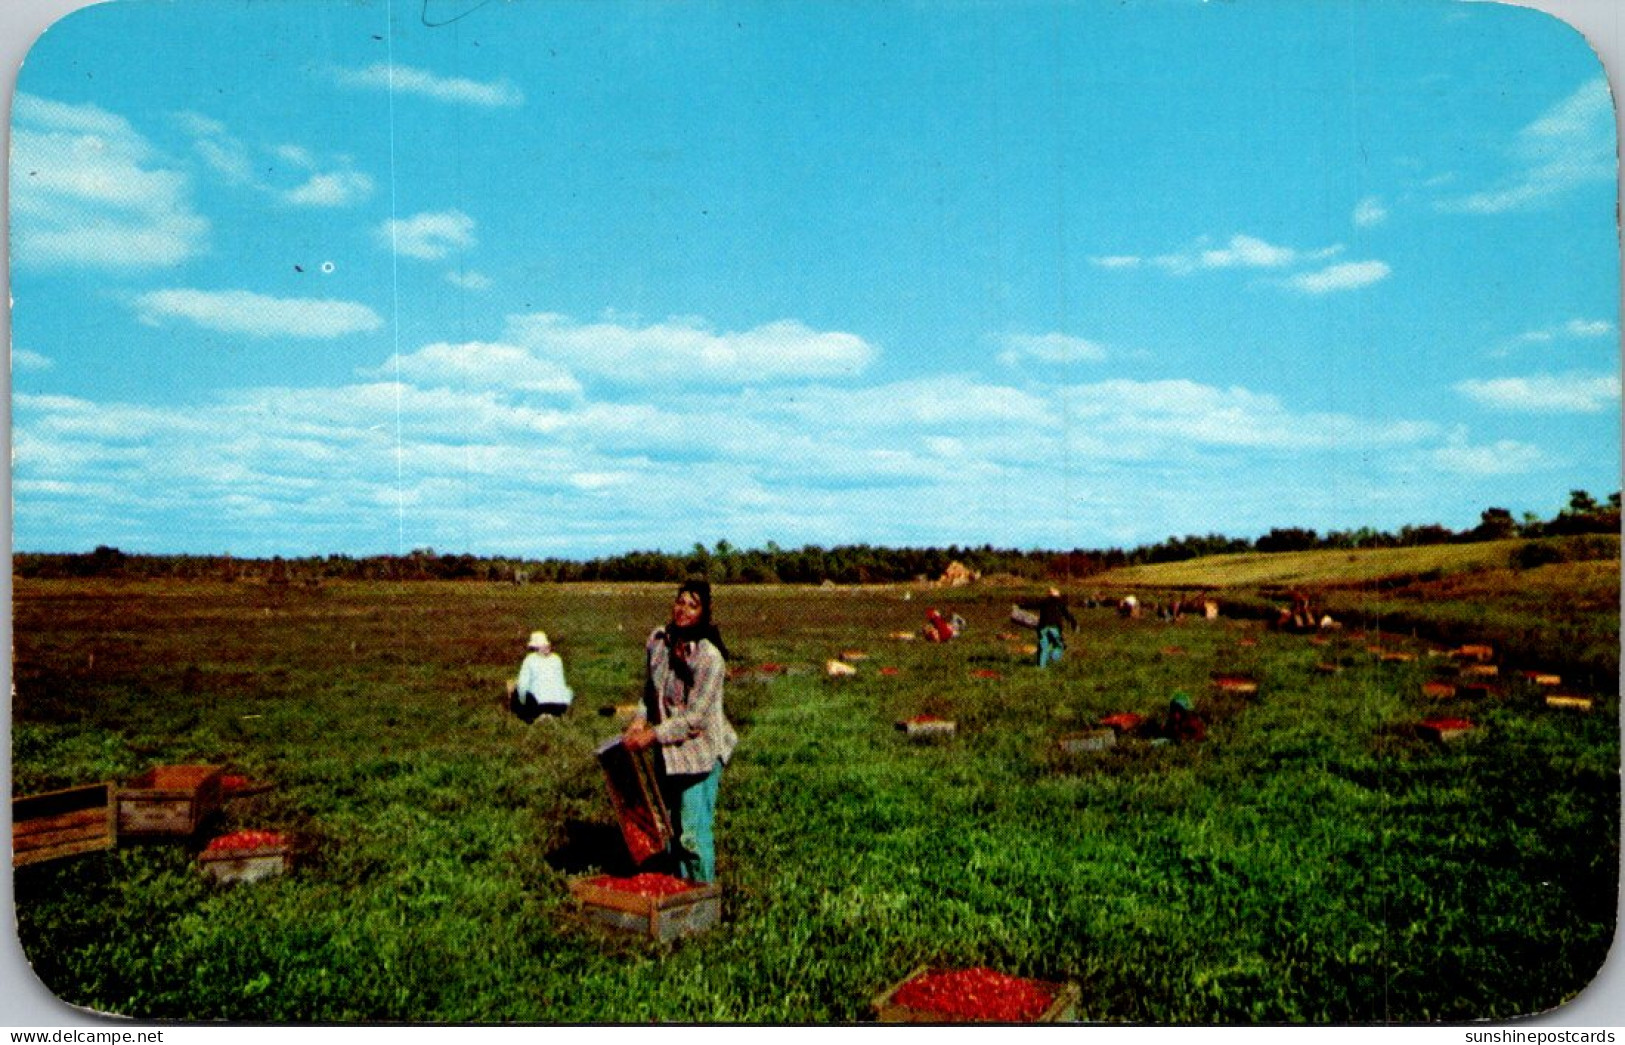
[1211,675,1258,695]
[1546,695,1594,712]
[872,966,1080,1024]
[1418,718,1476,743]
[898,717,956,739]
[568,876,722,942]
[1421,681,1457,699]
[13,782,116,868]
[197,840,296,884]
[1459,663,1499,679]
[1522,672,1562,687]
[117,765,225,838]
[1058,729,1116,754]
[595,739,672,865]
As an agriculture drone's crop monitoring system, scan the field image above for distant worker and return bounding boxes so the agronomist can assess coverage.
[1118,594,1141,619]
[1275,593,1318,633]
[1017,587,1078,667]
[923,608,962,643]
[1163,692,1207,744]
[508,630,573,723]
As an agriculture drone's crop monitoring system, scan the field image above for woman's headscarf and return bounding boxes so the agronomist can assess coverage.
[664,578,730,684]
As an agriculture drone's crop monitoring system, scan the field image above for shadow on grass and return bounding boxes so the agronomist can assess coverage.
[545,818,650,877]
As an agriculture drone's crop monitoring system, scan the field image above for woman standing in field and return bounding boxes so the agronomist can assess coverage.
[622,579,738,883]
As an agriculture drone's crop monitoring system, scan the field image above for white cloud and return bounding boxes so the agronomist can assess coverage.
[446,270,493,291]
[176,109,373,207]
[1427,437,1546,476]
[1287,260,1391,294]
[18,344,1585,557]
[1437,76,1615,214]
[193,137,256,185]
[366,341,582,396]
[12,93,209,268]
[504,313,876,385]
[1057,379,1436,455]
[284,171,375,207]
[1563,318,1614,338]
[1498,317,1617,356]
[133,289,384,338]
[1455,371,1621,413]
[996,332,1109,367]
[335,63,524,107]
[379,210,477,260]
[1353,196,1388,227]
[768,376,1054,432]
[13,349,54,372]
[1094,235,1343,277]
[1199,234,1300,269]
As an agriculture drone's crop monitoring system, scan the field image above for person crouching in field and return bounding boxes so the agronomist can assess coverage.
[1018,587,1078,667]
[622,579,738,883]
[507,630,573,723]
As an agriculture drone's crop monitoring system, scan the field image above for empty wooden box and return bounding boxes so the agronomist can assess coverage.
[13,782,116,868]
[117,765,225,838]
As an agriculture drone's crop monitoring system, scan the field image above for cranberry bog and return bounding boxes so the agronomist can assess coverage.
[10,561,1619,1022]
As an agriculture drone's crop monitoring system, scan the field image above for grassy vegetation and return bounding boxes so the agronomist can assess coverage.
[11,569,1618,1023]
[1092,536,1621,689]
[1092,536,1618,589]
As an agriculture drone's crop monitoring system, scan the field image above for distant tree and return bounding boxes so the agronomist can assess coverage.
[1255,527,1319,553]
[1566,489,1600,516]
[1397,523,1454,546]
[66,545,129,577]
[1472,508,1518,541]
[1548,489,1619,536]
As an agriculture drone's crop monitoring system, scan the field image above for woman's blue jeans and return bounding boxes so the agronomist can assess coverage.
[662,760,724,882]
[1037,625,1065,667]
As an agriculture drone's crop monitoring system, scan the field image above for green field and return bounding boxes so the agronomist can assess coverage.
[10,557,1620,1022]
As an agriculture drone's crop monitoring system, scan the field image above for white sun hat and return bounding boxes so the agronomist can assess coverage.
[527,630,551,651]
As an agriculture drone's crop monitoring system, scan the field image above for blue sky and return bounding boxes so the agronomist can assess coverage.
[9,0,1621,558]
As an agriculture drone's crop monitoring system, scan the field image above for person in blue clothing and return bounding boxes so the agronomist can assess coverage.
[1018,587,1079,667]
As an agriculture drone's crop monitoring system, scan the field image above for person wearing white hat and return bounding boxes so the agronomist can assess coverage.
[508,630,573,723]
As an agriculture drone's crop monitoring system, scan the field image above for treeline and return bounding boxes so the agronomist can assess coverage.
[14,490,1620,584]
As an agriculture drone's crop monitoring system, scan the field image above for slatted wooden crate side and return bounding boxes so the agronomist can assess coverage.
[197,844,296,884]
[13,782,116,868]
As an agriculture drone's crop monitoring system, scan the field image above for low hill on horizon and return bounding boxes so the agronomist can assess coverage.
[1086,535,1620,591]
